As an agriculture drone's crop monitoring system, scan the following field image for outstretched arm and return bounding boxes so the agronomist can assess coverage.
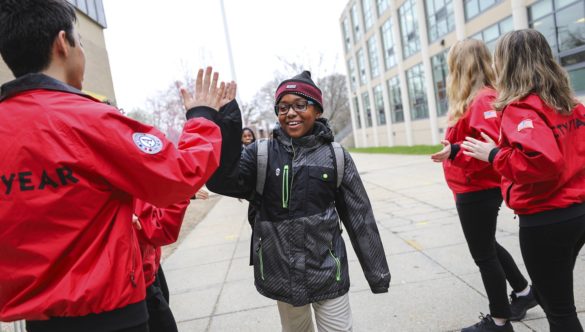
[335,150,390,293]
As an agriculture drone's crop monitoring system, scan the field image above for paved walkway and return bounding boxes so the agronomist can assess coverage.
[163,153,585,331]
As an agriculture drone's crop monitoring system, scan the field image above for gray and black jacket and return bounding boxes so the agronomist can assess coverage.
[207,100,390,306]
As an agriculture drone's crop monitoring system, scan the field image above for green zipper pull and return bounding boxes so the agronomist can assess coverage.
[259,246,265,281]
[329,248,341,282]
[282,165,289,208]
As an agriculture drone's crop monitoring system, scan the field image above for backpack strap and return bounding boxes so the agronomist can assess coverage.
[331,142,345,188]
[256,139,269,195]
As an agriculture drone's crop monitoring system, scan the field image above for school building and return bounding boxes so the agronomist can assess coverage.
[0,0,116,105]
[340,0,585,147]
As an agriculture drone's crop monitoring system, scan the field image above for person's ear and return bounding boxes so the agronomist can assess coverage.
[53,31,71,57]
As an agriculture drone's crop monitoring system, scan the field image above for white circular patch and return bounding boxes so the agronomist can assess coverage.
[132,133,163,154]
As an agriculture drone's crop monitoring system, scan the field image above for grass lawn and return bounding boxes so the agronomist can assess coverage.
[349,145,442,155]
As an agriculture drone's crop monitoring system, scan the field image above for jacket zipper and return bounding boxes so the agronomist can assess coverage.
[329,243,341,282]
[129,228,138,288]
[257,238,265,280]
[282,165,289,208]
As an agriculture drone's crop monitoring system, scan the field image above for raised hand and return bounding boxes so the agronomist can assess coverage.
[178,66,226,112]
[430,140,451,163]
[219,81,237,108]
[461,132,496,162]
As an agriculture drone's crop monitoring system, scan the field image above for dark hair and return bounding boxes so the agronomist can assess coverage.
[0,0,77,77]
[242,127,256,143]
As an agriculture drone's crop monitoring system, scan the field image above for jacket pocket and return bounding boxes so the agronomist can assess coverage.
[253,221,292,299]
[307,166,336,214]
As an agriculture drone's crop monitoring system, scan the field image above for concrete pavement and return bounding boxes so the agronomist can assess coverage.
[163,153,585,331]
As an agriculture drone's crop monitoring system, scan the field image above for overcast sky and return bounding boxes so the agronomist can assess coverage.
[102,0,348,111]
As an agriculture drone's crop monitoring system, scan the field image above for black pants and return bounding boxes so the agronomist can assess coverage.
[146,268,178,332]
[26,301,149,332]
[520,214,585,332]
[456,190,528,318]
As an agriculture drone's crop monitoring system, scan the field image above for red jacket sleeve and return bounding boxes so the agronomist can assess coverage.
[493,103,563,184]
[134,198,190,247]
[450,91,500,172]
[67,105,222,207]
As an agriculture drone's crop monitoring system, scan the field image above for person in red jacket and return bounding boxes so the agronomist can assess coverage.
[431,39,535,332]
[463,30,585,332]
[0,1,227,331]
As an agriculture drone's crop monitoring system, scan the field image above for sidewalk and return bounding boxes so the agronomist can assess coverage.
[163,153,585,331]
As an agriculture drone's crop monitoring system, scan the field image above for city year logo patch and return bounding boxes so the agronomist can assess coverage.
[517,119,534,132]
[132,133,163,154]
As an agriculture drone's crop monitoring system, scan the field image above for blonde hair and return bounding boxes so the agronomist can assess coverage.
[446,39,496,125]
[493,29,577,114]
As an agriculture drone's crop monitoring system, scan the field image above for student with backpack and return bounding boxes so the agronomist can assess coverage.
[463,29,585,332]
[205,71,390,331]
[431,39,536,332]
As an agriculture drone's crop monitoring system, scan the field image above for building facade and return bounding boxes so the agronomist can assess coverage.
[340,0,585,147]
[0,0,117,105]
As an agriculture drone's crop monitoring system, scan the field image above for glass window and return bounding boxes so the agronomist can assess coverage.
[529,0,553,21]
[348,58,357,92]
[556,1,585,52]
[387,76,404,123]
[353,97,362,129]
[342,18,352,52]
[351,4,362,42]
[377,0,389,16]
[465,0,501,21]
[528,0,585,54]
[568,66,585,92]
[362,92,373,127]
[367,37,380,78]
[406,63,429,120]
[425,0,455,42]
[357,49,367,85]
[473,16,514,52]
[431,51,449,116]
[542,0,585,91]
[556,0,579,8]
[362,0,374,30]
[479,0,498,11]
[399,0,421,58]
[381,18,396,69]
[374,85,386,125]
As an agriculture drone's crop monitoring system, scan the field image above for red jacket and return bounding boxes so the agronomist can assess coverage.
[493,94,585,215]
[133,198,190,287]
[0,74,221,321]
[443,87,501,194]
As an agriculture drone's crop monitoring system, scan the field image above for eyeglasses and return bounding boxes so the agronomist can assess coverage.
[274,100,315,115]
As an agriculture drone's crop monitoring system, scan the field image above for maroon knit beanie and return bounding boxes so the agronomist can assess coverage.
[274,71,323,112]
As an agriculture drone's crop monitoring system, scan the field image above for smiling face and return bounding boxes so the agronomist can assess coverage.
[277,94,321,139]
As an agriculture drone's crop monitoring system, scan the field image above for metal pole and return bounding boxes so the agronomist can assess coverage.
[219,0,245,125]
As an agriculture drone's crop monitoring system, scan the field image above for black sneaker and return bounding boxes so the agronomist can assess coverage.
[509,287,538,321]
[461,314,514,332]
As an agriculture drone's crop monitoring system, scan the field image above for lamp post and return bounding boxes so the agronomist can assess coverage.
[219,0,244,125]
